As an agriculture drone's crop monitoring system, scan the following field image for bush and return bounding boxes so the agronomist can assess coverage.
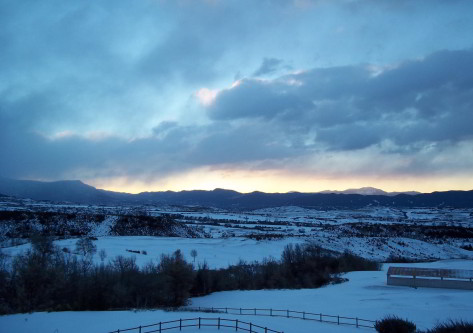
[75,237,97,257]
[375,315,416,333]
[428,319,473,333]
[386,254,415,263]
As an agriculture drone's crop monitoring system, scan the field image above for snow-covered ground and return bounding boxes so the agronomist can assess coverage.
[191,260,473,331]
[308,234,473,261]
[1,236,305,269]
[2,196,472,262]
[2,233,472,269]
[1,260,471,333]
[1,197,473,332]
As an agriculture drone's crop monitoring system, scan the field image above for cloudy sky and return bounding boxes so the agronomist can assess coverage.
[1,0,473,193]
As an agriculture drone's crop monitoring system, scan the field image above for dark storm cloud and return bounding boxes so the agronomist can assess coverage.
[1,0,473,182]
[2,0,472,134]
[2,49,473,180]
[208,79,313,120]
[209,49,473,151]
[0,0,250,134]
[0,116,298,179]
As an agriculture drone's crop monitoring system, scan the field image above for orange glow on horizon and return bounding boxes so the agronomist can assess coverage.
[85,168,473,194]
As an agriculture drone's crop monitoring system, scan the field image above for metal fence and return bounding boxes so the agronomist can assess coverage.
[387,266,473,290]
[108,317,283,333]
[180,306,376,329]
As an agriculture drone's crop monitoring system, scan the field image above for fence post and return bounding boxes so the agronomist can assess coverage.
[199,317,201,329]
[265,328,267,333]
[236,319,238,331]
[287,310,289,318]
[159,322,162,333]
[180,318,182,331]
[356,317,359,328]
[139,325,142,333]
[218,317,221,330]
[320,313,322,322]
[303,311,305,320]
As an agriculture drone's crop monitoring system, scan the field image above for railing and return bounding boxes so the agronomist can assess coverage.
[180,307,376,329]
[108,317,283,333]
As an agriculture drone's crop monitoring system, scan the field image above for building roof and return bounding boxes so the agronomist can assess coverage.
[387,266,473,280]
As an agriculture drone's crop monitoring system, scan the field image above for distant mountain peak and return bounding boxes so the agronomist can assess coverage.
[319,187,419,196]
[212,188,237,193]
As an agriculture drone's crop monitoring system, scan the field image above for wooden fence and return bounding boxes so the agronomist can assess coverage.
[108,317,283,333]
[180,306,376,329]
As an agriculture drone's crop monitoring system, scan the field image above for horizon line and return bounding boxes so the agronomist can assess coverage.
[5,176,471,195]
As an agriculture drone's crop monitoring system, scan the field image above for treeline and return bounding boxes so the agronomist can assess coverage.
[0,239,380,314]
[0,210,202,239]
[192,244,380,295]
[0,238,194,313]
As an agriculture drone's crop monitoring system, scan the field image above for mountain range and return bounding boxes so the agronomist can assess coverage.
[0,177,472,209]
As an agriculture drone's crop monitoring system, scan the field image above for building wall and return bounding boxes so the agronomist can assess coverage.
[387,276,473,290]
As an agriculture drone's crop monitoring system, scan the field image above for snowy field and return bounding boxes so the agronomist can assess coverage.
[2,234,473,269]
[1,197,473,333]
[191,260,473,332]
[5,235,472,268]
[309,234,473,261]
[2,196,472,262]
[1,236,305,269]
[175,206,473,227]
[1,260,472,333]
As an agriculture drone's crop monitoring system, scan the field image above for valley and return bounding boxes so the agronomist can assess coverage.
[1,195,472,263]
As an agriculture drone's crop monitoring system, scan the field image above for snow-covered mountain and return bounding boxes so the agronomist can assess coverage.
[319,186,420,196]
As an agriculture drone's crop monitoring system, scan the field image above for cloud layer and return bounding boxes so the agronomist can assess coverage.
[1,0,473,191]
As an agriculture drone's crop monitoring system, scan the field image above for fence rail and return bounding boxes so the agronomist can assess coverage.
[179,306,376,329]
[108,317,283,333]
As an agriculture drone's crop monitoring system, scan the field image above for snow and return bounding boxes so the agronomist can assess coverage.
[2,237,305,269]
[1,198,473,332]
[89,216,118,237]
[308,235,473,261]
[190,260,473,332]
[0,310,343,333]
[1,260,472,333]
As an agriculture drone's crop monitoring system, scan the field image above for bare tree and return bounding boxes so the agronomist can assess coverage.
[190,249,198,263]
[75,238,97,257]
[99,249,107,262]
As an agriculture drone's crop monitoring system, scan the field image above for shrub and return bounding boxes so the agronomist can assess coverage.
[386,254,415,263]
[375,315,416,333]
[75,237,97,257]
[428,319,473,333]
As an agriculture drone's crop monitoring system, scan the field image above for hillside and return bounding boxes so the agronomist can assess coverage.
[1,178,472,209]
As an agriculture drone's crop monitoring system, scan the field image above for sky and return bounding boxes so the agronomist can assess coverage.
[1,0,473,194]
